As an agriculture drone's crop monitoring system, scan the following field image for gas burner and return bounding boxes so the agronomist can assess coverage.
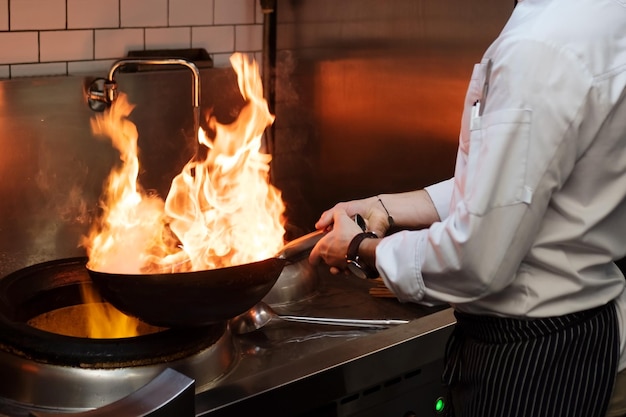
[0,258,236,413]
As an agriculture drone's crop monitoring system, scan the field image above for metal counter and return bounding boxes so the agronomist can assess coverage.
[196,267,454,417]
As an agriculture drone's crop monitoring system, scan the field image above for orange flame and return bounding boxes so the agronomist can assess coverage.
[164,54,284,271]
[79,286,150,338]
[81,53,286,336]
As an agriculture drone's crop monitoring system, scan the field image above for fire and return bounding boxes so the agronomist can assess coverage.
[80,53,286,337]
[79,286,157,339]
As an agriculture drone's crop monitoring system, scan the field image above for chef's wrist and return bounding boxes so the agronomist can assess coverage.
[356,237,380,270]
[346,232,379,279]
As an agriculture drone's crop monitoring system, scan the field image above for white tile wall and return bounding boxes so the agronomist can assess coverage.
[68,0,119,29]
[68,59,115,76]
[0,0,7,31]
[192,26,234,54]
[0,0,262,79]
[40,30,93,62]
[121,0,168,28]
[0,32,38,64]
[169,0,213,26]
[95,29,144,60]
[215,0,255,24]
[235,24,263,52]
[145,27,191,50]
[11,0,66,30]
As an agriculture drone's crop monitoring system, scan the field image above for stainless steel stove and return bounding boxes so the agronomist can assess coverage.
[196,271,453,417]
[0,257,453,417]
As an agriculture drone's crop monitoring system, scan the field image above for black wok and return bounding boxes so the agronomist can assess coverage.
[87,230,324,328]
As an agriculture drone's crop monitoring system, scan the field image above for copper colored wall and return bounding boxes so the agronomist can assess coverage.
[270,0,514,232]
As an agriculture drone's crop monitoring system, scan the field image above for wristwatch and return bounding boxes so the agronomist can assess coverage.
[346,232,379,279]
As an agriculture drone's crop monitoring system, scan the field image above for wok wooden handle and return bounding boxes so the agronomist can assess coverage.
[279,229,325,261]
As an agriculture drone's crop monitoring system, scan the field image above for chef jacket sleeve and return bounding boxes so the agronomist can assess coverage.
[424,178,454,220]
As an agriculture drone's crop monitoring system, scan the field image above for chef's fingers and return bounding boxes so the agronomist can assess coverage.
[308,229,332,266]
[314,200,371,230]
[314,203,347,230]
[309,211,362,269]
[308,240,322,265]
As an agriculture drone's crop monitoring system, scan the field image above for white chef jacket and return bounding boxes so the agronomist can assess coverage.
[376,0,626,369]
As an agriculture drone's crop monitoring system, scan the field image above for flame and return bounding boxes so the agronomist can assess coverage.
[80,53,286,337]
[79,285,149,339]
[164,54,284,271]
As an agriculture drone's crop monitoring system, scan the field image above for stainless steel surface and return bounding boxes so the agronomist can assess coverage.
[0,326,234,412]
[195,272,455,416]
[262,230,324,306]
[229,300,409,334]
[262,256,320,305]
[30,368,196,417]
[270,0,515,230]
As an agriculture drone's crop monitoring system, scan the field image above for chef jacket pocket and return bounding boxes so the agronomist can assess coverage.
[466,62,485,105]
[465,108,533,216]
[460,59,492,156]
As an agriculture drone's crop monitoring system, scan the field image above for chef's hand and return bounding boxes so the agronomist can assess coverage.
[314,196,392,238]
[309,208,363,274]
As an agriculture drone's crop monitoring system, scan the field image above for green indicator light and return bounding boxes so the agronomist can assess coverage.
[435,397,446,413]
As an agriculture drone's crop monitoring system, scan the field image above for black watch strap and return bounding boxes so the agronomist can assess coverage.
[346,232,379,279]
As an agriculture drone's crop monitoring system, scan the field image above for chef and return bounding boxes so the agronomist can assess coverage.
[309,0,626,416]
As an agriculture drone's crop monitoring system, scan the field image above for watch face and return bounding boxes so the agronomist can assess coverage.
[347,260,368,279]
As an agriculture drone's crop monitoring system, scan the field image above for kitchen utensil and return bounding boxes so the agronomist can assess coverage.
[87,230,324,328]
[229,301,409,334]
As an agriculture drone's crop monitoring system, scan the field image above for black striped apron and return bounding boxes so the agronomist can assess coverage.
[442,302,620,417]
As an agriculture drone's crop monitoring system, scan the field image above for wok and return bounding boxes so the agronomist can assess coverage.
[87,230,324,328]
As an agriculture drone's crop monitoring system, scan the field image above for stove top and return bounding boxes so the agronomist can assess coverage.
[195,268,454,416]
[0,262,454,417]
